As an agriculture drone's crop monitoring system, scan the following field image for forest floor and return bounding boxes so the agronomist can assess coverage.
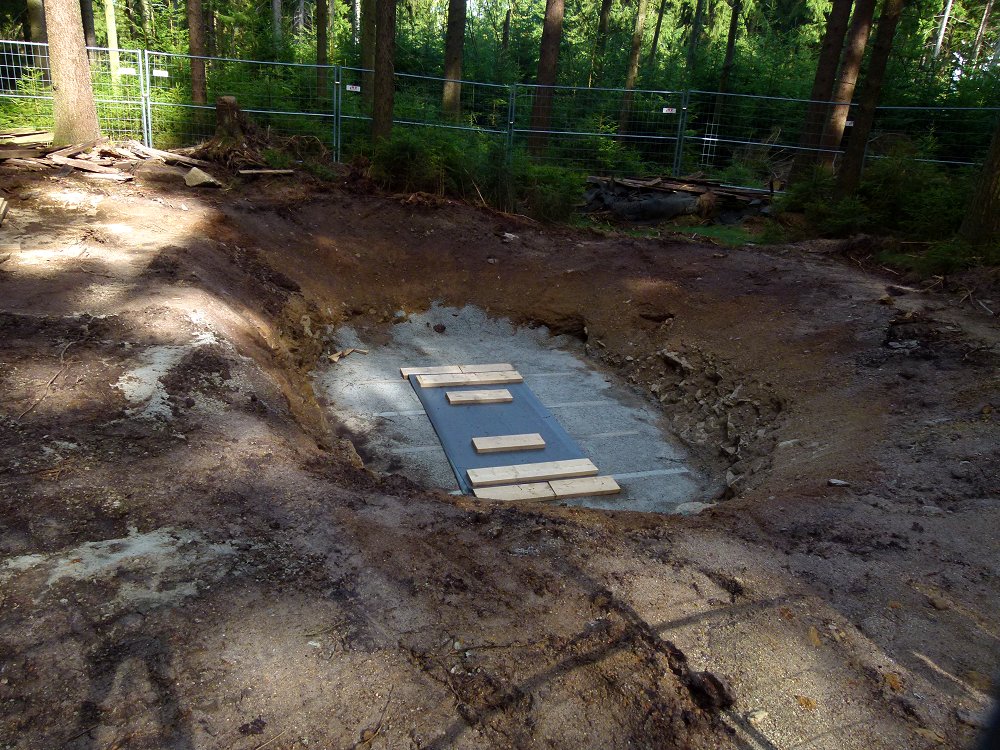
[0,163,997,750]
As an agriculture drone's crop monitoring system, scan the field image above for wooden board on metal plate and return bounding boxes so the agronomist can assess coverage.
[446,389,513,405]
[473,482,556,501]
[472,433,546,454]
[549,476,621,498]
[416,371,523,388]
[400,363,515,379]
[467,458,598,487]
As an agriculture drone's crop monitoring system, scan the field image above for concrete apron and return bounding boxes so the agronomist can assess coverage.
[315,304,714,514]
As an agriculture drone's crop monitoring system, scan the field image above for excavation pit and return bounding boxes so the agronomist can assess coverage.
[317,305,717,513]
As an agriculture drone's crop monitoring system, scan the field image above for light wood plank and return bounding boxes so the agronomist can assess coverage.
[472,433,546,454]
[458,363,515,374]
[416,371,523,388]
[473,483,556,501]
[468,458,598,488]
[549,476,621,498]
[446,389,513,405]
[400,365,463,379]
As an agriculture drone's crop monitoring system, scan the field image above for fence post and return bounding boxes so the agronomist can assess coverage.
[141,49,153,147]
[506,84,516,163]
[673,89,689,177]
[333,65,340,162]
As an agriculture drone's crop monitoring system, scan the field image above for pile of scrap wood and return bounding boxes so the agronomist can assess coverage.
[584,175,772,223]
[0,131,213,181]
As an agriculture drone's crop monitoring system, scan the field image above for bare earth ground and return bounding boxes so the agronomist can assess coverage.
[0,165,997,750]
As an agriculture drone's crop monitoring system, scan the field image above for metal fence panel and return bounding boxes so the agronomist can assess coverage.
[866,106,1000,166]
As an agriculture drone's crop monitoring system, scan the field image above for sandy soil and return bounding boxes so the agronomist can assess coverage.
[0,166,996,750]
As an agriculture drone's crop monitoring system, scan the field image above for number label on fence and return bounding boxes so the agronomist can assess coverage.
[346,84,361,92]
[846,120,854,127]
[662,107,677,114]
[152,69,169,78]
[120,67,137,76]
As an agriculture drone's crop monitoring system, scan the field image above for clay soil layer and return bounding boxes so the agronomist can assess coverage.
[0,170,997,750]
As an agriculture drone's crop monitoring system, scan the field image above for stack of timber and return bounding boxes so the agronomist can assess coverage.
[584,174,773,222]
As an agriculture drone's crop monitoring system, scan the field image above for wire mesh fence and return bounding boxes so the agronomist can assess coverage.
[1,39,997,190]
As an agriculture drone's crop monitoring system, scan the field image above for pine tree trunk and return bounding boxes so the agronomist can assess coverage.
[932,0,953,58]
[686,0,705,74]
[718,0,740,94]
[958,121,1000,244]
[371,0,395,141]
[103,0,120,82]
[817,0,874,169]
[272,0,283,51]
[442,0,465,118]
[361,0,375,109]
[317,0,328,99]
[972,0,993,64]
[529,0,564,154]
[80,0,96,47]
[45,0,101,144]
[27,0,47,43]
[618,0,648,134]
[501,6,510,52]
[645,0,667,71]
[139,0,152,42]
[790,0,854,181]
[836,0,905,194]
[187,0,206,104]
[587,0,613,86]
[294,0,305,33]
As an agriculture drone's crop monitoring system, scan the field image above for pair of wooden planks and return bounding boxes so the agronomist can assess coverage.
[473,475,621,502]
[468,458,597,487]
[400,362,515,379]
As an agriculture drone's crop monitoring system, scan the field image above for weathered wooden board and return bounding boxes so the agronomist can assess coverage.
[47,154,120,174]
[472,433,546,454]
[473,483,556,501]
[467,458,598,487]
[400,363,514,379]
[416,371,523,388]
[446,389,513,405]
[549,476,621,498]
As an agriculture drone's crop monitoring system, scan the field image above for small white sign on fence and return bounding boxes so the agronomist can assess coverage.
[662,107,677,114]
[152,69,169,78]
[846,120,854,126]
[346,84,361,92]
[119,67,137,76]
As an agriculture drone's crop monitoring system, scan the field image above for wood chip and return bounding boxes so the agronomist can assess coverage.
[467,458,598,488]
[328,347,369,363]
[472,433,546,453]
[445,389,513,405]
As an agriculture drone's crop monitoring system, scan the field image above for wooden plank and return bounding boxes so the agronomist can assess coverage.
[473,483,556,501]
[416,371,523,388]
[1,158,51,171]
[47,154,120,174]
[446,389,513,405]
[0,148,47,160]
[0,198,8,227]
[48,138,106,159]
[400,364,463,379]
[468,458,598,488]
[239,168,295,175]
[549,476,621,499]
[458,363,515,374]
[126,140,212,167]
[472,433,546,454]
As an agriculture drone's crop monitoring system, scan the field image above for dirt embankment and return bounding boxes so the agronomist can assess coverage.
[0,172,996,750]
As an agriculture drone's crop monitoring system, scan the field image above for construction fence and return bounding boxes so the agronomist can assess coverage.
[2,39,998,187]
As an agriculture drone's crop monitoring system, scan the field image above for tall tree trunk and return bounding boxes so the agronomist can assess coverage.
[207,2,215,55]
[27,0,48,42]
[103,0,119,82]
[80,0,96,47]
[618,0,649,134]
[718,0,741,94]
[371,0,395,140]
[958,120,1000,244]
[529,0,564,154]
[348,0,358,44]
[45,0,100,143]
[272,0,283,51]
[317,0,328,99]
[139,0,152,42]
[501,6,511,52]
[686,0,706,74]
[361,0,375,108]
[645,0,668,71]
[442,0,465,118]
[837,0,906,194]
[587,0,613,86]
[972,0,993,64]
[293,0,305,32]
[791,0,854,181]
[187,0,206,104]
[817,0,874,169]
[932,0,953,58]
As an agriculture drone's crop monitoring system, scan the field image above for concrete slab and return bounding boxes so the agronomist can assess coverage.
[314,304,713,513]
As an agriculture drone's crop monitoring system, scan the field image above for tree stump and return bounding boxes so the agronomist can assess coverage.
[214,96,248,145]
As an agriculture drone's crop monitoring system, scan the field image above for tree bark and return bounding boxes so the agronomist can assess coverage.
[932,0,953,58]
[837,0,906,194]
[718,0,741,94]
[317,0,329,99]
[686,0,705,74]
[361,0,375,108]
[587,0,613,86]
[45,0,101,144]
[529,0,564,153]
[187,0,206,104]
[790,0,853,181]
[272,0,283,50]
[645,0,667,71]
[80,0,96,47]
[294,0,305,32]
[442,0,465,118]
[501,6,511,52]
[618,0,649,134]
[817,0,874,169]
[139,0,152,42]
[103,0,119,82]
[27,0,47,43]
[371,0,395,141]
[972,0,993,64]
[958,120,1000,244]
